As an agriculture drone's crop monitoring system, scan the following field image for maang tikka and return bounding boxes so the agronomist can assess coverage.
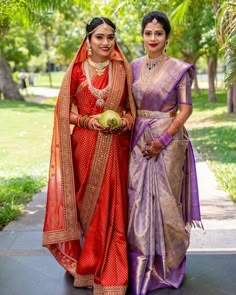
[152,18,158,24]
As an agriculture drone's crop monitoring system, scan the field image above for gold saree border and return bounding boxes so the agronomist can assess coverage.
[74,273,94,287]
[42,49,81,245]
[49,244,127,294]
[93,284,127,295]
[74,274,127,295]
[80,60,126,235]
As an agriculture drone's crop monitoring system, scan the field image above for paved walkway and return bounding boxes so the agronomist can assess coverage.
[1,88,236,294]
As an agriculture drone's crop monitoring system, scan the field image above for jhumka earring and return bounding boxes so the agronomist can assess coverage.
[86,39,92,56]
[144,44,147,54]
[164,40,168,53]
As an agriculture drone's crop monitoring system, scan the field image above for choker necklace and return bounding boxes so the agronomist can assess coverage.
[87,58,110,76]
[84,60,112,107]
[145,54,166,71]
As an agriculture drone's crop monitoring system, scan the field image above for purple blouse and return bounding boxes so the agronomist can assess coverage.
[131,56,194,112]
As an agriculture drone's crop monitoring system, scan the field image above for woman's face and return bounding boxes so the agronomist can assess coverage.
[89,25,115,62]
[143,21,167,57]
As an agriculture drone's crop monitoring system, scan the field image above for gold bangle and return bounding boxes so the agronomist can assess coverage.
[77,115,82,127]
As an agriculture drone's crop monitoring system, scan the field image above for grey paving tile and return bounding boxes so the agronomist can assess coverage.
[8,231,43,250]
[0,256,91,295]
[0,231,43,250]
[0,254,235,295]
[189,228,236,251]
[0,231,16,249]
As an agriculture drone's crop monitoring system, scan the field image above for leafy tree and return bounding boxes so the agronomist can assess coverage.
[108,0,220,100]
[0,0,89,100]
[216,1,236,113]
[3,25,41,69]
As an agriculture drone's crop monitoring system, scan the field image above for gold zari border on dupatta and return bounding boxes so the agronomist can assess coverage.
[42,51,81,245]
[80,60,126,235]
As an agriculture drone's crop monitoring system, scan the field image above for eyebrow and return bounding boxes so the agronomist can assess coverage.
[144,29,164,32]
[94,33,115,36]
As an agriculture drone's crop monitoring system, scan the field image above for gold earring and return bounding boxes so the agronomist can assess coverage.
[144,45,147,54]
[86,39,92,56]
[164,41,168,53]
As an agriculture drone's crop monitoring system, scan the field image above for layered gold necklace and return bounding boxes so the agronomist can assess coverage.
[87,57,110,76]
[84,60,112,107]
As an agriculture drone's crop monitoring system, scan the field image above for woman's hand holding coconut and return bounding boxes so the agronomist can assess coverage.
[93,110,129,134]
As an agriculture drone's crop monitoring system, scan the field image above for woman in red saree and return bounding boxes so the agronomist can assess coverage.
[42,17,135,294]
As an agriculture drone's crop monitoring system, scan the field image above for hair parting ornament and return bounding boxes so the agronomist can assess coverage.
[152,18,158,24]
[87,17,115,36]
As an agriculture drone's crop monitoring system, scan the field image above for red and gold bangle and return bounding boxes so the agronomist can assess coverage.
[79,114,89,128]
[76,114,83,127]
[87,117,94,130]
[83,116,90,129]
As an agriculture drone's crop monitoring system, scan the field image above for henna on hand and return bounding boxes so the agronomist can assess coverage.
[142,140,163,160]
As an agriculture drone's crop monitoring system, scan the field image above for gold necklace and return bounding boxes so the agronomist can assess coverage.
[84,60,112,107]
[87,57,110,76]
[140,54,168,90]
[145,54,166,71]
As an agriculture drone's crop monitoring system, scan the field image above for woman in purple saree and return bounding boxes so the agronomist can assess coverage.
[127,11,202,294]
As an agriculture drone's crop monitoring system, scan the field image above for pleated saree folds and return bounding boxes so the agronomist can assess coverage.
[42,39,135,295]
[127,56,202,294]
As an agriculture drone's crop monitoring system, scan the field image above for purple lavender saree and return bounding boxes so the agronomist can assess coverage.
[127,56,201,295]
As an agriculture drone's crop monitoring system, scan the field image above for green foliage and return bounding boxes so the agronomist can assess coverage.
[0,0,91,58]
[216,1,236,88]
[2,25,41,68]
[188,90,236,200]
[0,175,46,230]
[224,48,236,89]
[51,10,89,65]
[200,29,219,58]
[170,0,190,24]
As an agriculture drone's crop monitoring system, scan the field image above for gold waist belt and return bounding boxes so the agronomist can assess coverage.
[137,109,176,119]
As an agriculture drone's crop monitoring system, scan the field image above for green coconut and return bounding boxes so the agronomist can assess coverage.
[98,110,122,128]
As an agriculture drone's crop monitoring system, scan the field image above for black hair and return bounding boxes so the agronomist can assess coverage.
[141,11,171,36]
[86,17,116,40]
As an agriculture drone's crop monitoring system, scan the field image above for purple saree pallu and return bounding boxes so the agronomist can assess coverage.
[127,57,202,295]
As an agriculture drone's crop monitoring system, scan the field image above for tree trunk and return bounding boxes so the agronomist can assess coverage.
[0,57,24,100]
[227,81,236,113]
[208,57,217,102]
[47,60,53,88]
[45,32,53,88]
[193,68,201,96]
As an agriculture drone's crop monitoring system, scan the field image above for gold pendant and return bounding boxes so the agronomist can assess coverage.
[96,68,105,76]
[96,98,105,107]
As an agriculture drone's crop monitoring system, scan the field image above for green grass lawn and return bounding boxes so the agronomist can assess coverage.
[186,89,236,200]
[33,71,64,87]
[0,100,54,229]
[0,88,235,229]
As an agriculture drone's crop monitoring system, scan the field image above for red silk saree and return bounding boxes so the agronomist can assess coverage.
[42,39,136,295]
